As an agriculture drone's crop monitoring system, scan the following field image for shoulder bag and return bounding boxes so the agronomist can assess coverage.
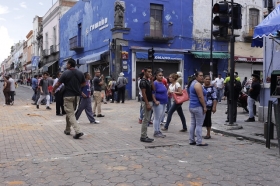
[172,84,189,104]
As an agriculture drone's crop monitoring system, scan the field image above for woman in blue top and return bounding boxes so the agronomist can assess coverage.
[188,71,208,146]
[152,71,168,138]
[202,75,217,139]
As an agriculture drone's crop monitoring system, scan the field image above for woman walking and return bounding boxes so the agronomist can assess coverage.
[202,75,217,139]
[188,71,208,146]
[116,72,127,103]
[162,73,187,132]
[152,71,168,138]
[3,76,12,106]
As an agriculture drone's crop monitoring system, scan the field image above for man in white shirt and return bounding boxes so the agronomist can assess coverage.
[213,74,224,103]
[8,75,16,105]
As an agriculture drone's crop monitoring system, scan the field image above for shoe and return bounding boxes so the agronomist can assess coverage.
[93,114,96,117]
[31,103,36,105]
[189,142,196,145]
[138,119,142,124]
[73,132,84,139]
[104,102,107,104]
[140,137,154,143]
[46,106,51,110]
[56,114,63,116]
[154,131,166,138]
[149,121,153,124]
[90,120,100,124]
[204,136,211,139]
[64,130,70,135]
[76,120,80,124]
[225,119,229,122]
[11,101,14,105]
[36,105,39,109]
[179,129,187,132]
[245,117,255,122]
[196,143,208,146]
[121,102,124,103]
[161,127,168,131]
[158,131,166,138]
[97,114,105,117]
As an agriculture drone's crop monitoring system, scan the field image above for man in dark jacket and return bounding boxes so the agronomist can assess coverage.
[225,77,242,122]
[245,74,261,122]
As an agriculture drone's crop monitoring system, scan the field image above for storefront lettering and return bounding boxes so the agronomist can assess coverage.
[86,18,108,35]
[154,56,182,60]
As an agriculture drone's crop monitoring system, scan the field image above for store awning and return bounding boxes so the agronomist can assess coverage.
[190,51,230,59]
[79,50,108,65]
[136,52,184,60]
[252,5,280,48]
[42,61,57,72]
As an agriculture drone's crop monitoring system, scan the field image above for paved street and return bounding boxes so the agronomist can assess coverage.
[0,85,280,186]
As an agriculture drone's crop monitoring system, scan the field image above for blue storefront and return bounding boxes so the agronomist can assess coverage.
[59,0,228,99]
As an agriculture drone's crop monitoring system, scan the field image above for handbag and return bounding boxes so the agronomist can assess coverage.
[173,89,189,104]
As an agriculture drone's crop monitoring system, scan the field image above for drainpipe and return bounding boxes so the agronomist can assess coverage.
[268,0,273,14]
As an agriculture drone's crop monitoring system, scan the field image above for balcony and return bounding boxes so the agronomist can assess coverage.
[69,36,84,51]
[244,27,254,43]
[42,49,49,57]
[50,45,57,54]
[143,21,174,43]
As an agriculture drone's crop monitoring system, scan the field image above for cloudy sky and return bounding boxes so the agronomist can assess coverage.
[0,0,54,62]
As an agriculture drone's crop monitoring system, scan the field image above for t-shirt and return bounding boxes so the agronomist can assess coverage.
[249,82,261,100]
[154,81,168,104]
[9,78,15,91]
[31,78,38,89]
[203,85,217,109]
[39,79,49,95]
[58,69,85,97]
[108,80,116,90]
[214,78,224,89]
[169,82,181,102]
[93,76,101,91]
[139,78,153,102]
[81,80,91,98]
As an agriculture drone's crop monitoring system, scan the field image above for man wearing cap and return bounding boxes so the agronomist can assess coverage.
[245,74,261,122]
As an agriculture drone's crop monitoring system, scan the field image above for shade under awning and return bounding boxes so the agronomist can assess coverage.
[41,61,57,72]
[79,50,108,65]
[252,5,280,48]
[190,51,230,59]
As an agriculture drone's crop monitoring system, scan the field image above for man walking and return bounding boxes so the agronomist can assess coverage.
[33,74,42,105]
[93,70,105,117]
[75,72,100,124]
[31,75,38,102]
[53,58,86,139]
[213,74,224,103]
[53,72,66,116]
[245,74,261,122]
[36,72,51,110]
[8,75,15,105]
[139,66,154,143]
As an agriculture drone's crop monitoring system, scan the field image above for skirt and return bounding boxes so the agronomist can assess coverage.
[203,109,212,127]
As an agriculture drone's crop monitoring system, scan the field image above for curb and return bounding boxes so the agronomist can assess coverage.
[211,127,279,147]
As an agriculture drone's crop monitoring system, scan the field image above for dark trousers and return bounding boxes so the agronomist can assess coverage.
[164,102,187,130]
[117,86,125,103]
[75,97,96,122]
[10,91,15,102]
[3,91,12,104]
[32,88,37,101]
[110,89,115,102]
[55,92,65,115]
[227,99,238,121]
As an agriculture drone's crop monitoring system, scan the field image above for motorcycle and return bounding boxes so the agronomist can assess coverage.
[237,91,249,112]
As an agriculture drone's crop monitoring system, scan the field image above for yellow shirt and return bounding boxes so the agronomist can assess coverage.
[224,76,241,83]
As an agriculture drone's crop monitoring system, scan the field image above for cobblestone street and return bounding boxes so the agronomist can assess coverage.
[0,85,280,186]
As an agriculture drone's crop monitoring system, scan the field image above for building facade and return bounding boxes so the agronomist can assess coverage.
[59,0,230,99]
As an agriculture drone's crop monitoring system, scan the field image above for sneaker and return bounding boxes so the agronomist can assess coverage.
[97,114,105,117]
[179,129,187,132]
[46,106,51,110]
[76,120,80,124]
[244,117,255,122]
[158,131,166,138]
[140,136,154,143]
[138,119,142,124]
[90,120,100,124]
[154,132,162,138]
[73,132,84,139]
[64,130,70,135]
[10,101,14,105]
[36,105,39,109]
[161,127,168,131]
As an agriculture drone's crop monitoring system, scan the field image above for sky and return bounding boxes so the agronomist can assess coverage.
[0,0,54,63]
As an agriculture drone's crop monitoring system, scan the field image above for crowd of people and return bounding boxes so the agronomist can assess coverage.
[2,58,261,143]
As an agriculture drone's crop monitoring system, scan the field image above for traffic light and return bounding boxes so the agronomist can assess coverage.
[232,4,242,29]
[148,48,155,60]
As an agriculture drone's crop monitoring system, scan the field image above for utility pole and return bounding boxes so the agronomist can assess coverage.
[210,0,214,80]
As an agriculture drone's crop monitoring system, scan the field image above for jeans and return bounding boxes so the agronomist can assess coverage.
[164,102,187,130]
[141,101,153,138]
[247,96,255,118]
[10,91,15,102]
[216,88,224,102]
[189,106,206,145]
[64,96,81,134]
[153,104,166,133]
[117,86,126,103]
[55,91,65,115]
[166,97,171,112]
[75,97,96,123]
[32,88,37,101]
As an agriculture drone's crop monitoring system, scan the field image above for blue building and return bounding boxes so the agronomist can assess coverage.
[59,0,228,99]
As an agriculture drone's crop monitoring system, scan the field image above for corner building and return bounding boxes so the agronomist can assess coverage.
[59,0,228,99]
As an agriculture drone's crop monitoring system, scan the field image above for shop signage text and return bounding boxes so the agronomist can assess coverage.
[86,18,108,35]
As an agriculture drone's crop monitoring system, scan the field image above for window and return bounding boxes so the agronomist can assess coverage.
[78,23,82,47]
[53,26,56,48]
[249,9,259,34]
[45,33,48,54]
[150,4,163,37]
[263,0,267,8]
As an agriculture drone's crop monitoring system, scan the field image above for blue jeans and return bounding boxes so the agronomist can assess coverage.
[247,96,255,118]
[216,88,223,102]
[166,97,171,112]
[153,104,166,132]
[164,102,187,130]
[189,106,206,145]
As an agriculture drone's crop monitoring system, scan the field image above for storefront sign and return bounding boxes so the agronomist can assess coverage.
[136,52,184,61]
[234,56,263,63]
[86,18,108,35]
